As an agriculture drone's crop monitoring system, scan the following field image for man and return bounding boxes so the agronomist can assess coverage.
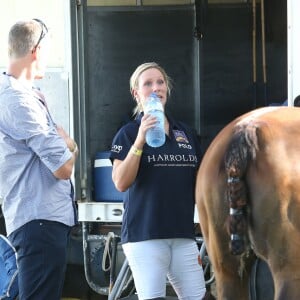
[0,19,78,299]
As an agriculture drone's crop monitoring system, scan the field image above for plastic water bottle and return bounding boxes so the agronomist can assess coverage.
[144,92,165,148]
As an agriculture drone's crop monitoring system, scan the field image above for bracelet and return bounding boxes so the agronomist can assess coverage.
[70,141,78,153]
[130,146,143,156]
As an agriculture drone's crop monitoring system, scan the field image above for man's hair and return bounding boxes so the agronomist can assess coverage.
[8,20,41,59]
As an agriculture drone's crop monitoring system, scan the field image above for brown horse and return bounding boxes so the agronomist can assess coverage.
[196,106,300,300]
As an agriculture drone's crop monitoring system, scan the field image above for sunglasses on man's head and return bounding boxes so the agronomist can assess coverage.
[32,18,48,53]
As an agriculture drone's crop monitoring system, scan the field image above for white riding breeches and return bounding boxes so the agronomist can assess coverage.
[122,238,206,300]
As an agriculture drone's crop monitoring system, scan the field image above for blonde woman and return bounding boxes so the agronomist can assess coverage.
[110,62,208,300]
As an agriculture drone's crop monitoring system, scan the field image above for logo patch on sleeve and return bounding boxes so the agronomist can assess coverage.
[111,145,123,153]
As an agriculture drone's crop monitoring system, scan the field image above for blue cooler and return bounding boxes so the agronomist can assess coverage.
[93,151,124,202]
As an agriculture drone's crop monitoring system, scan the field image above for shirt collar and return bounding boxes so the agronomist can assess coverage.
[3,72,34,93]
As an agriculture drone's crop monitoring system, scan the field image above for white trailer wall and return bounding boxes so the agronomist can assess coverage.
[0,0,72,132]
[288,0,300,105]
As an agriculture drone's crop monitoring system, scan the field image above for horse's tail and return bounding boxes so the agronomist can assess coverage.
[224,123,258,255]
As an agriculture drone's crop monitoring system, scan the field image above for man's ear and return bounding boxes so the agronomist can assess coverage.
[31,45,40,60]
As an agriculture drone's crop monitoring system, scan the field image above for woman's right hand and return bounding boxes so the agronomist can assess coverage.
[135,113,157,148]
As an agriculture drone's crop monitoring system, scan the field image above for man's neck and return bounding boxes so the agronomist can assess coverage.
[7,56,35,85]
[7,69,34,91]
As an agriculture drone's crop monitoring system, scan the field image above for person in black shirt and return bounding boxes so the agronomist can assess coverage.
[110,62,207,300]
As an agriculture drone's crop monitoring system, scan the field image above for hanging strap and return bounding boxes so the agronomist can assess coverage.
[102,232,115,272]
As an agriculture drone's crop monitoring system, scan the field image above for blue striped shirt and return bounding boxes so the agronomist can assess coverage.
[0,73,76,235]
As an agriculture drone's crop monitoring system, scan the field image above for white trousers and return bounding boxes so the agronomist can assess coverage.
[122,238,206,300]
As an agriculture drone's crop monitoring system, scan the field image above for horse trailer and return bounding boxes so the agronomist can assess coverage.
[0,0,299,299]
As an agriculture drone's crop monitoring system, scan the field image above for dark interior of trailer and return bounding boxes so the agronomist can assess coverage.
[82,0,286,161]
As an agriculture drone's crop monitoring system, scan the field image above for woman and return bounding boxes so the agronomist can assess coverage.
[110,62,207,300]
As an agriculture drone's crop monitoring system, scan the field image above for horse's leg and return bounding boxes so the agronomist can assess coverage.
[207,233,250,300]
[247,161,300,300]
[275,198,300,300]
[273,278,300,300]
[266,251,300,300]
[267,228,300,300]
[197,179,251,300]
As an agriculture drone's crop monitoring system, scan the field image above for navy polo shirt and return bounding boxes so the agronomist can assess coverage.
[110,113,202,244]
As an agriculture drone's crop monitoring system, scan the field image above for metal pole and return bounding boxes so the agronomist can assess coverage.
[261,0,267,105]
[252,0,257,108]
